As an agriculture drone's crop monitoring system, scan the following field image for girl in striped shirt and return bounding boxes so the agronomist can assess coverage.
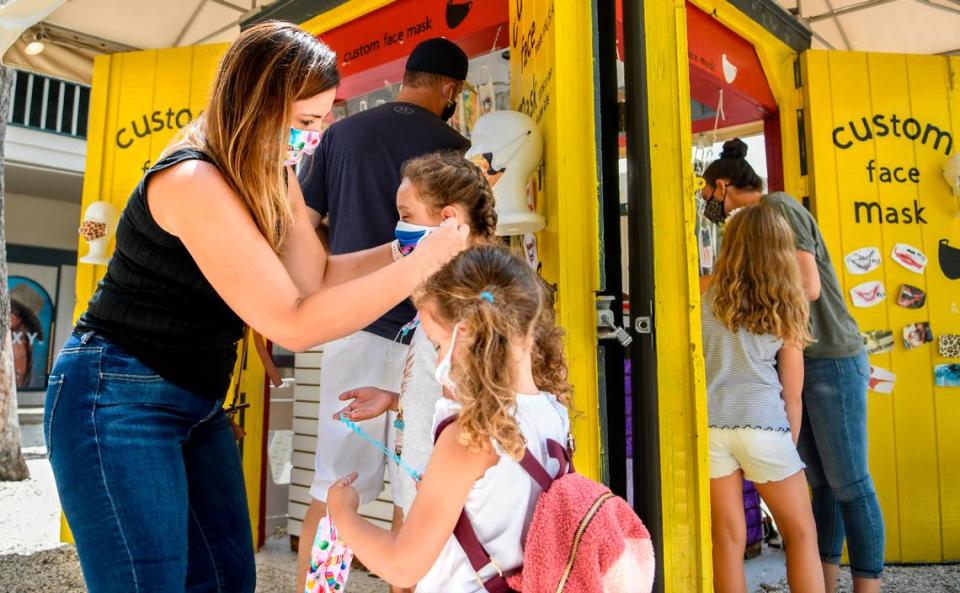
[701,203,824,593]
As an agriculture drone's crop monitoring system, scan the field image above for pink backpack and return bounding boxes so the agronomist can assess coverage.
[435,418,655,593]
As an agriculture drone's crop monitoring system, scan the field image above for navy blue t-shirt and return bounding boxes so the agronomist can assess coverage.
[299,102,469,341]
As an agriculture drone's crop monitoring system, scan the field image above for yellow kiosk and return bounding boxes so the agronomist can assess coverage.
[69,0,959,590]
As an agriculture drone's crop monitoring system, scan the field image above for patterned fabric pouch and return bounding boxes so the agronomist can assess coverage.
[304,515,352,593]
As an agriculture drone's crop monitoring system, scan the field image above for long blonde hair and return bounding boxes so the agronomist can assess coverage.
[171,22,339,252]
[711,203,813,346]
[414,246,570,460]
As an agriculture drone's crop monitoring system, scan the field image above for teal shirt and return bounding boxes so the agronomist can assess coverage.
[763,192,863,359]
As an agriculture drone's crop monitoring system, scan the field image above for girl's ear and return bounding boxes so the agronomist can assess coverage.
[440,205,462,225]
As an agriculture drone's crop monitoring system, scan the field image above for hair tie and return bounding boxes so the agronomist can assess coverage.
[480,291,495,303]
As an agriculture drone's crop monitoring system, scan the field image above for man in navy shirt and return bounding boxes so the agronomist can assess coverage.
[297,38,470,591]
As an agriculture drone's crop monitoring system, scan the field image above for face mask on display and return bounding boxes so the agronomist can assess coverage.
[394,221,439,256]
[285,128,322,166]
[702,189,727,225]
[434,324,461,392]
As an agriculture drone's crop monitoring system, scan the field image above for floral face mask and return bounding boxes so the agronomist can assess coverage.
[285,127,322,166]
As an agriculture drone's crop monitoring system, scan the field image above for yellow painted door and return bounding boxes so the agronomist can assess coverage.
[803,49,960,563]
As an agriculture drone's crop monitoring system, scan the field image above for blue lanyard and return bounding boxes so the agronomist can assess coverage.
[338,414,422,482]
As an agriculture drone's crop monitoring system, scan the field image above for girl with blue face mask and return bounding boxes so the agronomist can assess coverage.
[305,154,498,591]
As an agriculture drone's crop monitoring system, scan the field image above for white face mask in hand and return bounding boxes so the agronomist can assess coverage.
[434,324,461,392]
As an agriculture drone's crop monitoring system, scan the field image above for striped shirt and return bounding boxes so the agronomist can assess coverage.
[701,291,789,432]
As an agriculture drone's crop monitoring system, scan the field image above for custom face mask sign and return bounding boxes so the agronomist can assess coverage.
[850,280,886,308]
[896,284,927,309]
[939,334,960,358]
[845,247,882,275]
[935,364,960,387]
[891,243,928,274]
[862,330,894,355]
[869,365,896,394]
[939,239,960,280]
[903,322,934,350]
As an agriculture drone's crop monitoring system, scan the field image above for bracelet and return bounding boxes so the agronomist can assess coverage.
[391,239,403,261]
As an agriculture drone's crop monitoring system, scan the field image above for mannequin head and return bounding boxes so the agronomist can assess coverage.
[79,201,119,265]
[466,110,544,235]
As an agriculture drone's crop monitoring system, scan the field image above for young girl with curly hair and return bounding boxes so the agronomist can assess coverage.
[703,203,824,593]
[327,246,571,591]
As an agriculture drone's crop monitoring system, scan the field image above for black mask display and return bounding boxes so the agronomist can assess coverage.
[703,196,727,224]
[441,99,458,122]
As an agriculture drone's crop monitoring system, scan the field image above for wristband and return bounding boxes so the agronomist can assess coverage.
[391,239,404,261]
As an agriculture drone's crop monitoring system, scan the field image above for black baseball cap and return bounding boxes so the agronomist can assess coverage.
[405,38,468,81]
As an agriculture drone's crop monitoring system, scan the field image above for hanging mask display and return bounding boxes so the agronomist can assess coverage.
[896,284,927,309]
[844,247,882,275]
[394,221,439,256]
[285,128,322,166]
[478,66,496,116]
[935,364,960,387]
[862,330,895,355]
[903,322,934,349]
[891,243,928,274]
[434,325,461,392]
[868,365,896,394]
[850,280,886,308]
[939,239,960,280]
[939,334,960,358]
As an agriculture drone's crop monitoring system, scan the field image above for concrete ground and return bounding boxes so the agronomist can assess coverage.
[3,417,957,592]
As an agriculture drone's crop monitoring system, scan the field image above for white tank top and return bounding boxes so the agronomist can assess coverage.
[416,393,570,593]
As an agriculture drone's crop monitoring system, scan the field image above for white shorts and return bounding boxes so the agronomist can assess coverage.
[310,331,407,505]
[709,427,805,483]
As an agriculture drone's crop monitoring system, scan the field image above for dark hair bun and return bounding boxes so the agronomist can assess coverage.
[720,138,748,160]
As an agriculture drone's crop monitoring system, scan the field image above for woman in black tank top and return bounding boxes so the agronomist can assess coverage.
[44,23,468,593]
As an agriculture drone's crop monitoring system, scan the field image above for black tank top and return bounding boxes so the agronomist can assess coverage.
[77,148,244,398]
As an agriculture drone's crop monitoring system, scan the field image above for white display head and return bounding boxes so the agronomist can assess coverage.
[79,201,119,265]
[466,110,544,235]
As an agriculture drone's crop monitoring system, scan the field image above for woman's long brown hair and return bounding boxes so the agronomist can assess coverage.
[171,21,339,252]
[711,203,813,347]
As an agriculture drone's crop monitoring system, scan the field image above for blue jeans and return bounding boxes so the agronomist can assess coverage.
[798,351,885,579]
[44,332,255,593]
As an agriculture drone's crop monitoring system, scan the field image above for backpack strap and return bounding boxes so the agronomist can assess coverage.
[434,415,517,593]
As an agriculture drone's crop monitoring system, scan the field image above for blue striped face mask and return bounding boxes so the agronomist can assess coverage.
[394,221,439,256]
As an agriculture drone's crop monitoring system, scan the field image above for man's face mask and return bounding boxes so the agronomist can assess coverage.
[285,128,322,166]
[441,99,458,122]
[394,221,438,257]
[701,185,727,225]
[440,85,460,122]
[434,324,461,392]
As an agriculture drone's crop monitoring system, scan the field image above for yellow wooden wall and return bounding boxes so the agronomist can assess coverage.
[507,0,602,479]
[68,45,269,547]
[804,50,960,563]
